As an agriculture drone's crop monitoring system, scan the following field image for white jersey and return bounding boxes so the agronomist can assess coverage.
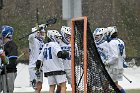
[28,33,44,68]
[59,42,71,70]
[96,41,109,63]
[38,42,64,73]
[108,38,126,69]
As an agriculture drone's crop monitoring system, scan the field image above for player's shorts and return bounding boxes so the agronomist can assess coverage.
[29,67,43,83]
[65,69,71,84]
[108,68,124,82]
[47,74,67,85]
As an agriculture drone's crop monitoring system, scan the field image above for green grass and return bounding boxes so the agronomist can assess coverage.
[14,89,140,93]
[126,89,140,93]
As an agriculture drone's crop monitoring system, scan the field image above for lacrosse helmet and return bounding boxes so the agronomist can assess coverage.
[93,28,107,44]
[1,25,14,38]
[32,24,46,40]
[60,26,71,44]
[107,26,117,38]
[47,30,62,43]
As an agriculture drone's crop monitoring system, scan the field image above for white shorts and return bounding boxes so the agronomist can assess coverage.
[47,74,67,85]
[28,67,43,83]
[65,69,71,84]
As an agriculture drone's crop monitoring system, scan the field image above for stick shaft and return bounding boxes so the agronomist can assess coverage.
[123,74,132,83]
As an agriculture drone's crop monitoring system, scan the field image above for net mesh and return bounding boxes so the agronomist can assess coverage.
[72,17,121,93]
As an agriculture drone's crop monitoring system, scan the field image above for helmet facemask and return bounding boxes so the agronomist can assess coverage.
[37,31,46,40]
[47,30,62,44]
[60,26,71,44]
[63,33,71,44]
[93,28,107,44]
[95,34,103,43]
[54,35,62,44]
[32,25,46,41]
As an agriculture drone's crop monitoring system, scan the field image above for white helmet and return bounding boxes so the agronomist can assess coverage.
[31,24,46,40]
[32,24,46,32]
[32,27,37,32]
[47,30,62,43]
[107,26,117,37]
[60,26,71,44]
[38,24,46,32]
[93,28,107,44]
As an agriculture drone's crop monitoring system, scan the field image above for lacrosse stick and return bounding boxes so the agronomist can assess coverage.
[123,74,132,83]
[19,17,57,40]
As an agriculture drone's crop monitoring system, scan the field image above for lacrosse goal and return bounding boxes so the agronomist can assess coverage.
[71,16,121,93]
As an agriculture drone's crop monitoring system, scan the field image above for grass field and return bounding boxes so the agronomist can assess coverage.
[14,89,140,93]
[126,89,140,93]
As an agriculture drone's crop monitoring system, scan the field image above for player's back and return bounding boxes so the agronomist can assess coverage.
[40,42,64,73]
[28,34,44,68]
[108,38,125,68]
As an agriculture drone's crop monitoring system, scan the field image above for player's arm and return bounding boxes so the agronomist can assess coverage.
[0,50,8,64]
[107,42,118,65]
[35,44,45,69]
[57,50,69,59]
[53,42,69,59]
[28,33,36,43]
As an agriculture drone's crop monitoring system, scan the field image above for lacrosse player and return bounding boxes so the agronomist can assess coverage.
[28,24,46,93]
[0,25,18,93]
[93,28,109,63]
[93,27,111,92]
[55,26,71,93]
[36,30,69,93]
[106,26,126,93]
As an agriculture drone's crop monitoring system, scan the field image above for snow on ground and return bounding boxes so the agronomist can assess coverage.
[14,63,71,92]
[14,64,140,92]
[119,66,140,89]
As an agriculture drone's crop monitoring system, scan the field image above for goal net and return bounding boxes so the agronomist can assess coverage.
[71,16,121,93]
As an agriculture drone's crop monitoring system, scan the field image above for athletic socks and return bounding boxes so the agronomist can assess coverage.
[120,88,126,93]
[56,90,61,93]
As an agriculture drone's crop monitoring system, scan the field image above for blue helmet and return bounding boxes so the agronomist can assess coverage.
[1,25,14,38]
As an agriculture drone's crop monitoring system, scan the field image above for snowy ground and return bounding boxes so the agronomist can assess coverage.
[14,64,71,92]
[14,64,140,92]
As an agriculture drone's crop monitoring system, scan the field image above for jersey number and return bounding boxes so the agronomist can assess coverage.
[43,47,52,59]
[118,44,124,56]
